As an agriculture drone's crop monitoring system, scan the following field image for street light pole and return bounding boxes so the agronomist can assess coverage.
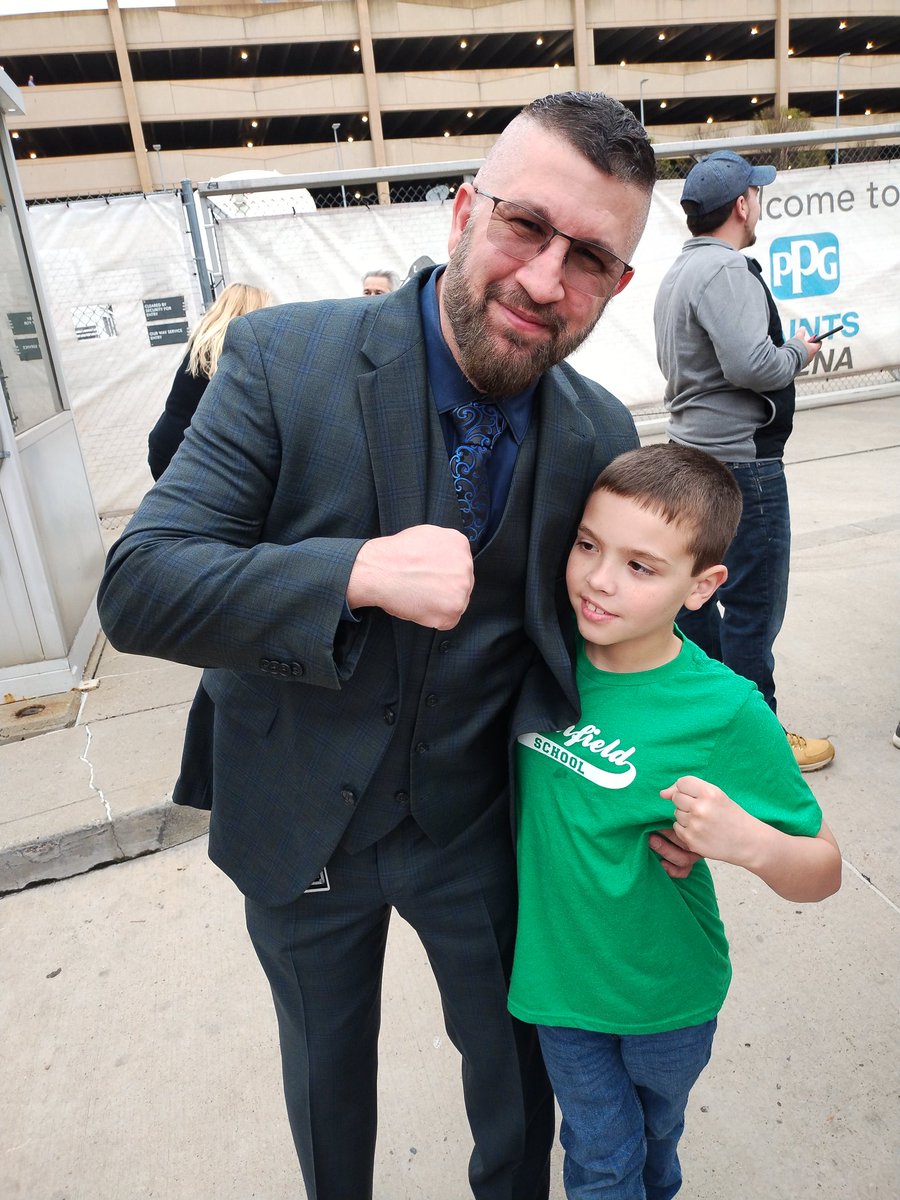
[151,143,164,191]
[639,78,649,127]
[835,52,849,166]
[331,122,347,207]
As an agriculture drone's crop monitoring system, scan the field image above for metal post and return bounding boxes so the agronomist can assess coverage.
[835,53,849,166]
[180,179,214,308]
[332,122,347,207]
[639,78,649,127]
[195,190,224,293]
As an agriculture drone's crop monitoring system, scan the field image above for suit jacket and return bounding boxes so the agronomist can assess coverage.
[98,268,638,905]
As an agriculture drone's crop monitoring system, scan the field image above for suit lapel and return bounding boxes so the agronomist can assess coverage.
[357,281,434,537]
[525,370,600,706]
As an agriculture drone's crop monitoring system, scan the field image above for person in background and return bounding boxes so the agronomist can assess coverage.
[361,267,400,296]
[147,282,271,480]
[653,150,834,774]
[510,443,841,1199]
[99,92,692,1200]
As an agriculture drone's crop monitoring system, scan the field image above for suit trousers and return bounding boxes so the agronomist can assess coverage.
[245,803,554,1200]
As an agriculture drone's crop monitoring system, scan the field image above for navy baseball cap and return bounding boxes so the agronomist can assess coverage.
[680,150,776,216]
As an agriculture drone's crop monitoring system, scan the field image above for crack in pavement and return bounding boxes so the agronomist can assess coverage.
[79,725,124,856]
[842,857,900,915]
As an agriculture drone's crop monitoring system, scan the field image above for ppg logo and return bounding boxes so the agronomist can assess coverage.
[770,234,840,299]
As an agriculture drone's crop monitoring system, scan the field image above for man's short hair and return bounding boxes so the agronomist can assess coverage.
[682,193,747,237]
[522,92,657,193]
[590,443,743,570]
[362,268,400,291]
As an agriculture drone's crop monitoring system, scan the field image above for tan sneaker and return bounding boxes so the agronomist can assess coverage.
[786,731,835,773]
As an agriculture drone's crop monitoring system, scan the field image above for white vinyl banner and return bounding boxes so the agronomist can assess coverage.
[29,193,203,514]
[569,157,900,401]
[24,160,898,515]
[214,200,452,305]
[217,158,899,414]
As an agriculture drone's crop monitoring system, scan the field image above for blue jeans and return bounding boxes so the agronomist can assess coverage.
[676,459,790,713]
[537,1020,716,1200]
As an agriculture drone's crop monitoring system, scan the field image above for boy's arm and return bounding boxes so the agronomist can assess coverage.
[660,775,842,902]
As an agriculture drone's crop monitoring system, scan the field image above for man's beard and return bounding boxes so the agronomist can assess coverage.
[441,228,608,397]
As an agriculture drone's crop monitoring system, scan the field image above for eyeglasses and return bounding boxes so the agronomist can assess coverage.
[472,186,634,298]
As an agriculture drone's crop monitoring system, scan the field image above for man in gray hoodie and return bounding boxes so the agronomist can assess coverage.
[653,149,834,773]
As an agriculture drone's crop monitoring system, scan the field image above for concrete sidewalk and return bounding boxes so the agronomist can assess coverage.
[0,642,206,893]
[1,397,898,1198]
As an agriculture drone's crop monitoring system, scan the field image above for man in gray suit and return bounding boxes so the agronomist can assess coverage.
[99,92,688,1199]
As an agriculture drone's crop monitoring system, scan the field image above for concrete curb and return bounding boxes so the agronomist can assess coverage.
[0,800,209,894]
[0,647,207,894]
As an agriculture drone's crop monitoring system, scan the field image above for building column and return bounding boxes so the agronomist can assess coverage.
[106,0,152,193]
[356,0,389,205]
[572,0,591,91]
[775,0,790,113]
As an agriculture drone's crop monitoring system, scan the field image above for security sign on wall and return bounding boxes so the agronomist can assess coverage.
[143,294,189,347]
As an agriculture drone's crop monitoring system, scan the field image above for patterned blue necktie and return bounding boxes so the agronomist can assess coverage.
[449,401,507,544]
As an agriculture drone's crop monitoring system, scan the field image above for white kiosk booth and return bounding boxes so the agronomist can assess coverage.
[0,69,105,701]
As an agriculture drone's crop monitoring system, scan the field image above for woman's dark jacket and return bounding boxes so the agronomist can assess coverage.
[147,352,209,480]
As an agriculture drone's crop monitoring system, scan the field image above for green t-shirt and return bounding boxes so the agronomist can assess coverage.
[508,633,823,1035]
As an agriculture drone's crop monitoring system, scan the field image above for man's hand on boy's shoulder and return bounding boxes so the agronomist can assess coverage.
[648,829,701,879]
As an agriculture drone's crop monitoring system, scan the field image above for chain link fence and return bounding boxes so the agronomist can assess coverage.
[17,125,898,512]
[195,124,898,396]
[195,135,898,220]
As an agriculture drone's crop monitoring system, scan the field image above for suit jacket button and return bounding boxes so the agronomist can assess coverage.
[415,741,429,755]
[425,693,438,707]
[394,791,409,806]
[341,788,356,807]
[260,658,271,671]
[291,662,304,677]
[438,640,452,653]
[383,706,396,725]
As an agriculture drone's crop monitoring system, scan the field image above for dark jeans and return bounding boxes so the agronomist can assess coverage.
[677,459,790,714]
[537,1020,716,1200]
[245,808,553,1200]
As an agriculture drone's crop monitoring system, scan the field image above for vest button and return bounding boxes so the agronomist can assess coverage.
[425,693,438,707]
[415,741,429,755]
[340,788,356,806]
[383,706,396,725]
[438,640,452,653]
[394,791,409,806]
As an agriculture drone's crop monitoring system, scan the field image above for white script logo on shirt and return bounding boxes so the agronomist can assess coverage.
[518,723,636,790]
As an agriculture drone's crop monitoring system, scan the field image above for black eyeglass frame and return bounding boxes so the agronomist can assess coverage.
[471,185,634,296]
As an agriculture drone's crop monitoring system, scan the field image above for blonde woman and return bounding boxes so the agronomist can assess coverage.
[148,282,271,480]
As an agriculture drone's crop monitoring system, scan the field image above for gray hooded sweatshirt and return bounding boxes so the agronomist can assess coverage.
[653,237,808,461]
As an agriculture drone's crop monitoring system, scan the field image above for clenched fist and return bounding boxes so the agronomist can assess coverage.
[347,525,475,629]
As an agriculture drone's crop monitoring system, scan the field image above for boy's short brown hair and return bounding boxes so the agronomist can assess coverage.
[590,444,742,571]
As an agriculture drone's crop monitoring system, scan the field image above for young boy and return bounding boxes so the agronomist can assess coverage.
[509,443,841,1200]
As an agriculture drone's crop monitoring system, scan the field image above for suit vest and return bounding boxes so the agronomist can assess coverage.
[341,400,538,852]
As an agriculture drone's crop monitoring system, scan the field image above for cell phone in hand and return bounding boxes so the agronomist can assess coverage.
[810,324,844,342]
